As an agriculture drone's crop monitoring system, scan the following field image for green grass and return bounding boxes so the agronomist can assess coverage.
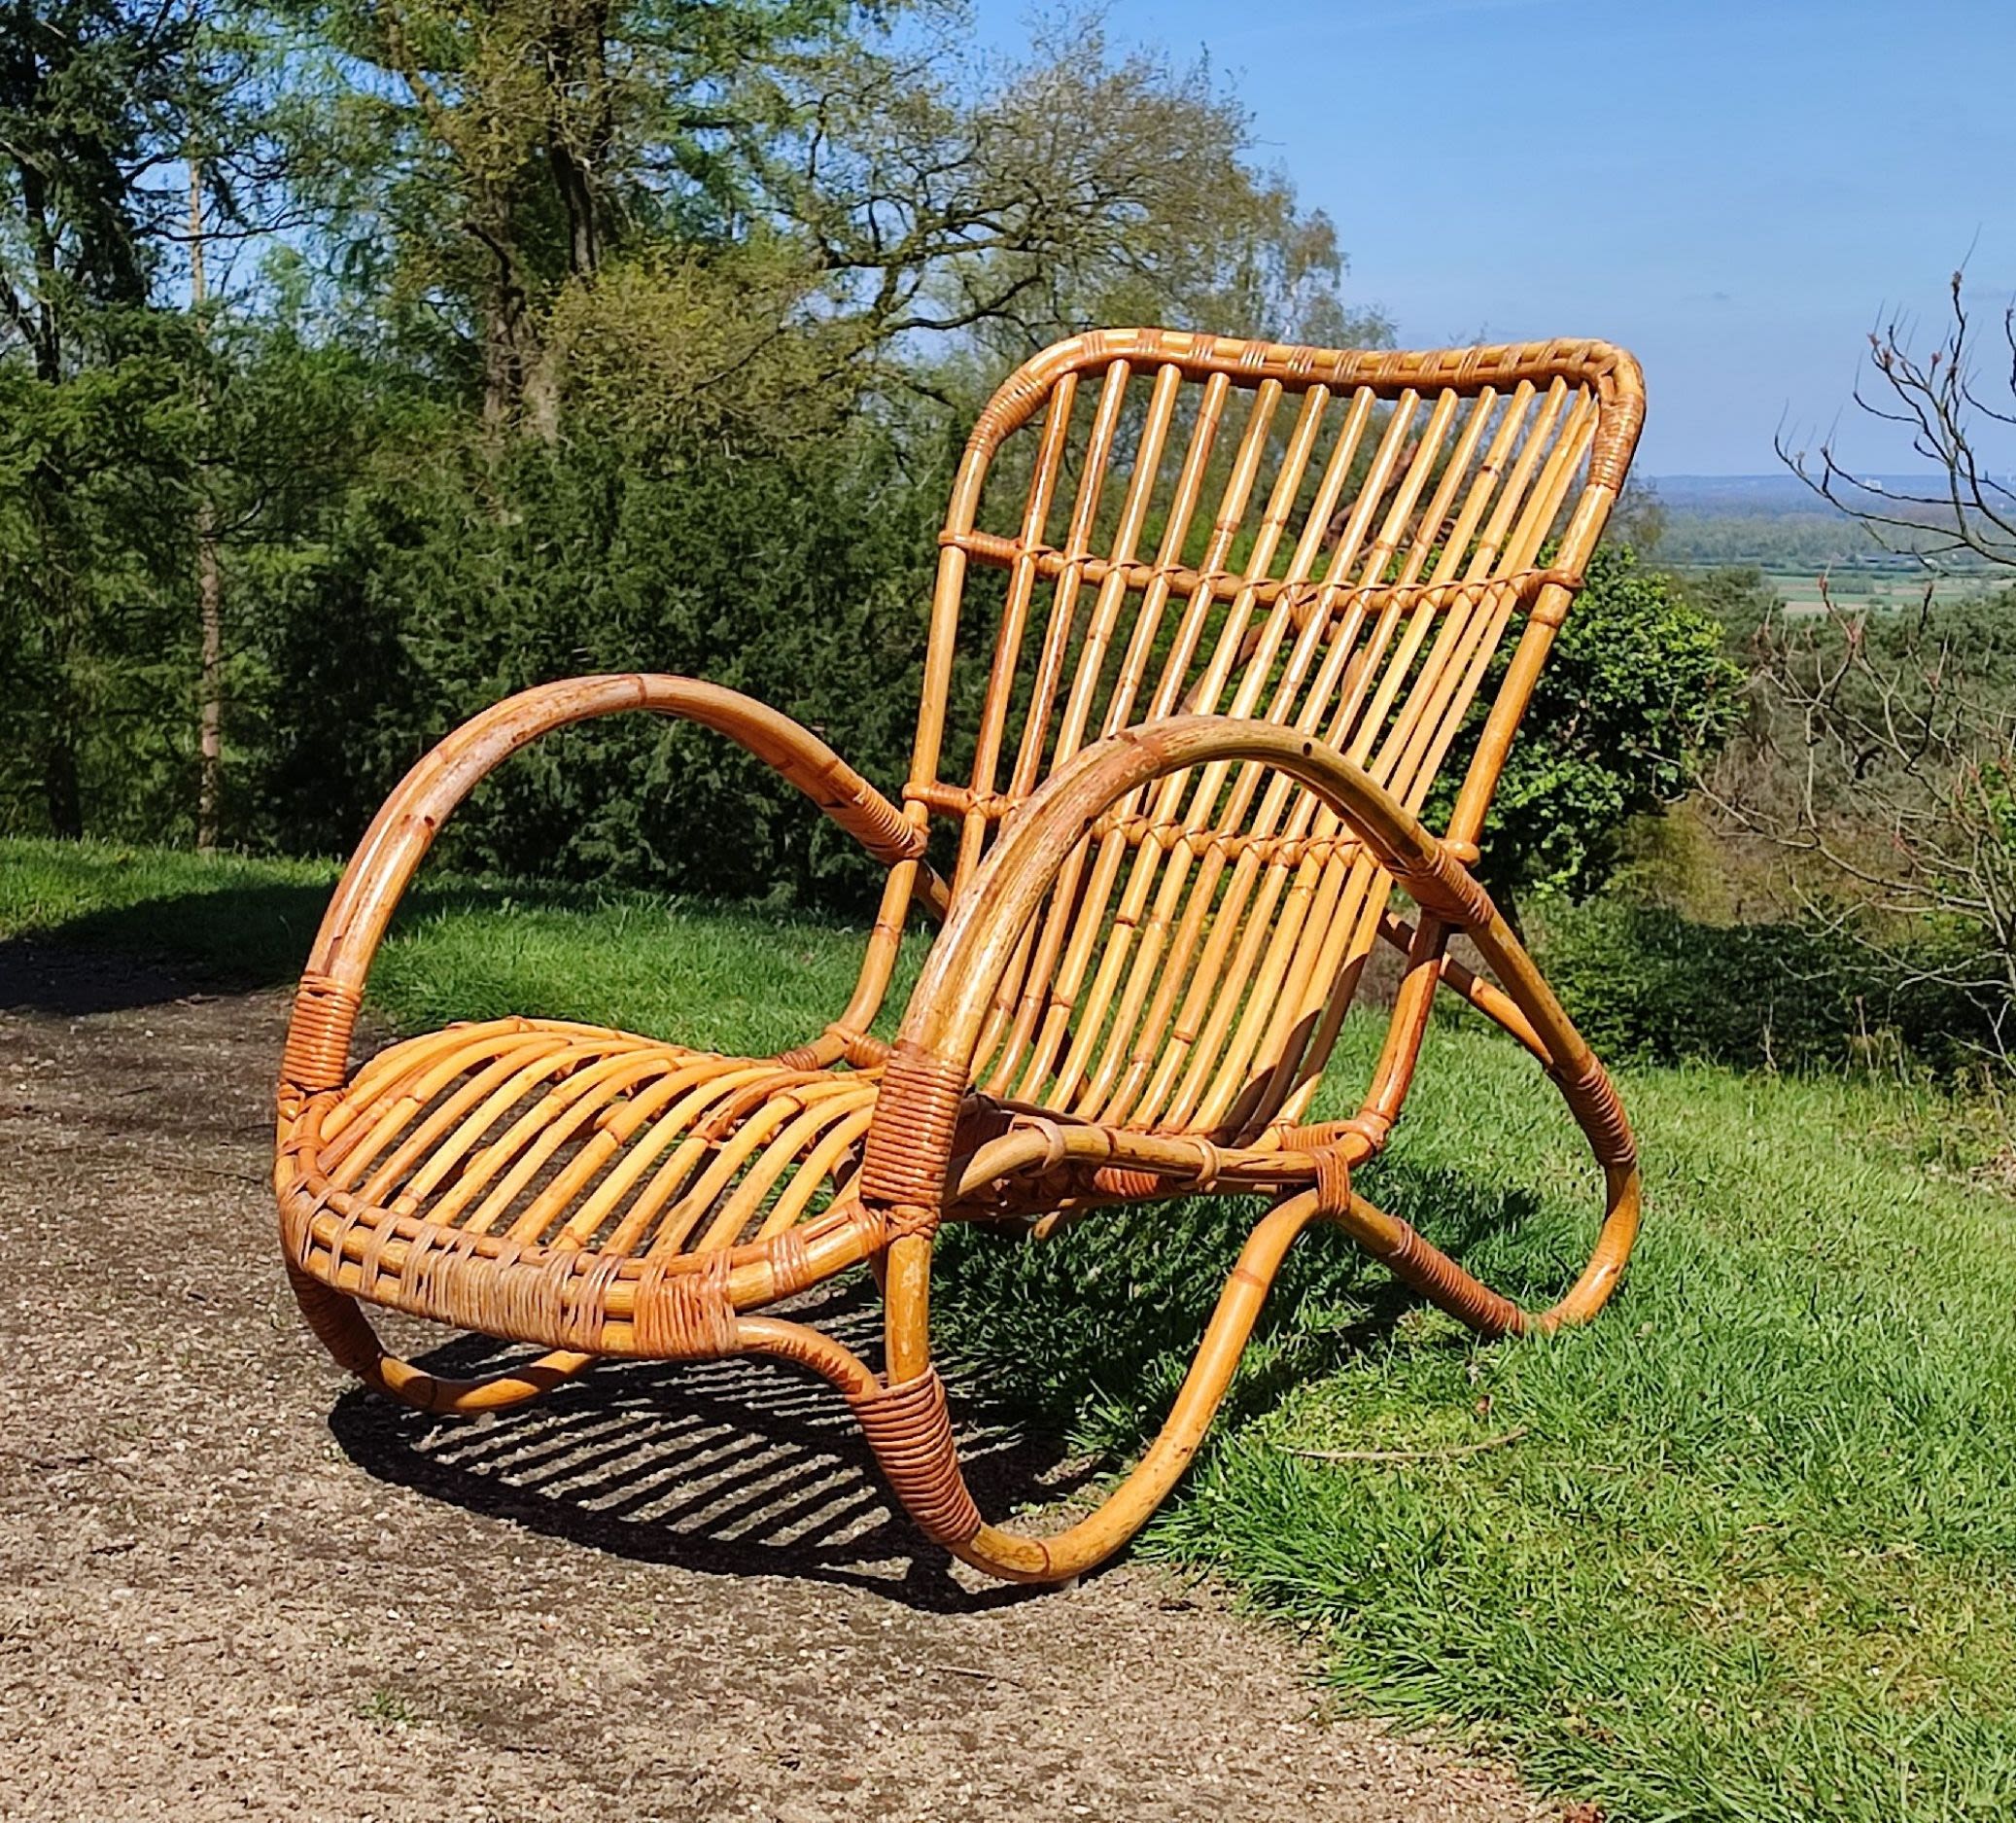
[6,835,2016,1821]
[0,836,920,1053]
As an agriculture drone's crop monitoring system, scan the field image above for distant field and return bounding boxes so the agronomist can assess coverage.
[1650,473,1993,515]
[1761,569,1989,614]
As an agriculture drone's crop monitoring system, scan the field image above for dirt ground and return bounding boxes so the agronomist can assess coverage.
[0,940,1561,1823]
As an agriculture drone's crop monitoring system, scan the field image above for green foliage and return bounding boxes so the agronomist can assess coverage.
[1524,897,1994,1073]
[274,0,1363,434]
[0,0,1371,894]
[1696,581,2016,1056]
[1675,561,1782,646]
[234,412,947,905]
[1772,584,2016,699]
[0,333,200,836]
[1655,509,1945,571]
[0,0,209,374]
[1449,544,1746,903]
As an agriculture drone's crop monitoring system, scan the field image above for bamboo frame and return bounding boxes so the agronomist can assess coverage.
[274,329,1647,1582]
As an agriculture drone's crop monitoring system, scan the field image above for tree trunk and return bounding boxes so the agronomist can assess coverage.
[545,0,611,282]
[191,158,224,852]
[18,158,61,382]
[482,301,524,435]
[43,733,81,838]
[195,489,223,852]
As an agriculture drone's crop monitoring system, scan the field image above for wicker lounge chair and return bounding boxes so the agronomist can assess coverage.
[276,329,1646,1584]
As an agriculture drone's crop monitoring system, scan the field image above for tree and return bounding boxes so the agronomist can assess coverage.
[0,0,206,379]
[1780,270,2016,571]
[0,0,301,841]
[774,22,1371,362]
[1734,272,2016,1065]
[276,0,871,430]
[0,0,222,830]
[279,3,1371,435]
[0,343,200,836]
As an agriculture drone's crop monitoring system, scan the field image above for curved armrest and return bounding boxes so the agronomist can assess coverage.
[848,716,1639,1585]
[856,714,1610,1219]
[279,674,923,1095]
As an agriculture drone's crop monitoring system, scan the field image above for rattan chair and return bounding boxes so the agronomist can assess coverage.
[276,329,1646,1584]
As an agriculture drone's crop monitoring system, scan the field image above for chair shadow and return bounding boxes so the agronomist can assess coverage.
[2,876,728,1016]
[0,934,224,1018]
[326,1155,1564,1611]
[954,1161,1559,1452]
[327,1276,1096,1613]
[1371,1159,1547,1259]
[0,887,340,1014]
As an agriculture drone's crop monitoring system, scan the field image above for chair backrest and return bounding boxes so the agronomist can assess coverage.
[903,329,1642,1140]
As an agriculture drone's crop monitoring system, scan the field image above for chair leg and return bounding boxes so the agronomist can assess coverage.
[286,1266,595,1416]
[1322,1157,1640,1338]
[845,1041,1642,1584]
[851,1198,1327,1586]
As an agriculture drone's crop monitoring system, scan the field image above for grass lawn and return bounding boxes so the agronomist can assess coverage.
[7,835,2016,1822]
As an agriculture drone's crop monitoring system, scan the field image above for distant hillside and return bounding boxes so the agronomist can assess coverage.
[1638,473,1994,573]
[1648,474,1966,517]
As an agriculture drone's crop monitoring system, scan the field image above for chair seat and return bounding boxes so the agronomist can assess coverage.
[276,1018,891,1355]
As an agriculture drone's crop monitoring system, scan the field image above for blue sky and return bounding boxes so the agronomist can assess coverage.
[975,0,2015,474]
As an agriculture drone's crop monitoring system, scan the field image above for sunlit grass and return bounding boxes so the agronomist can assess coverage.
[0,836,921,1052]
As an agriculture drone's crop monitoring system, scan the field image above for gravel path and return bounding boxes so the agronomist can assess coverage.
[0,941,1560,1823]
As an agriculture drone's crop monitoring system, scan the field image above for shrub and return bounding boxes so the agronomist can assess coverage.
[1485,545,1747,901]
[1528,896,1993,1074]
[243,420,952,909]
[1427,544,1746,909]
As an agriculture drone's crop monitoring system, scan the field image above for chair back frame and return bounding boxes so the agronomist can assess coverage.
[840,330,1643,1140]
